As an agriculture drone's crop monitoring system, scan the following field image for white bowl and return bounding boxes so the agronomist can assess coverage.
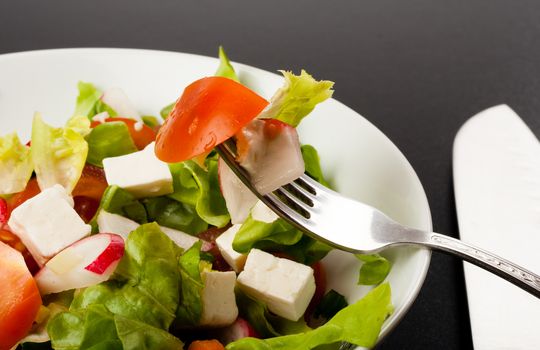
[0,48,431,347]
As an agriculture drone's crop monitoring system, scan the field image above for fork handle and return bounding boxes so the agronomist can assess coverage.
[415,232,540,298]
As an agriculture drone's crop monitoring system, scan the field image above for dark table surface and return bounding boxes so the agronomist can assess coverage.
[3,1,540,348]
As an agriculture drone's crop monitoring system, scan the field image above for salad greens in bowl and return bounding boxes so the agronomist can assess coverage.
[0,48,431,350]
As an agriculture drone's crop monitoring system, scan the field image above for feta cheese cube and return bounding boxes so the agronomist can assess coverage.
[200,270,238,327]
[8,184,91,265]
[215,225,246,272]
[97,210,200,250]
[237,249,315,321]
[103,142,173,198]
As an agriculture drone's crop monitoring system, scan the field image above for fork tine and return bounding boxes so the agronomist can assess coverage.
[265,192,311,222]
[274,188,313,218]
[286,181,317,202]
[298,174,324,191]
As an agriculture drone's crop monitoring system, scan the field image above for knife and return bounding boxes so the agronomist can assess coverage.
[453,104,540,350]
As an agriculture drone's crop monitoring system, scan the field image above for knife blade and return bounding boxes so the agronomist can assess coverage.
[453,104,540,350]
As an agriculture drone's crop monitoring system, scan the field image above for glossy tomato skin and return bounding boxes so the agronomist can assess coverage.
[155,77,269,163]
[72,164,108,202]
[91,117,156,150]
[7,178,41,217]
[0,241,42,350]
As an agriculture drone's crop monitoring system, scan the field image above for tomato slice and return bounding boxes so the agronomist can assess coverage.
[188,340,225,350]
[91,117,156,150]
[72,164,108,201]
[155,77,269,163]
[0,241,42,349]
[7,178,41,219]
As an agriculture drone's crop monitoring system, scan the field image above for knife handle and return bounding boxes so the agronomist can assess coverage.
[425,233,540,298]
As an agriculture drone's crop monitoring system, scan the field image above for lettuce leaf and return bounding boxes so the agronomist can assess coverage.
[227,283,393,350]
[158,45,240,121]
[301,145,330,188]
[0,133,33,194]
[86,121,138,167]
[159,103,174,120]
[258,70,334,127]
[174,241,204,326]
[48,223,183,348]
[356,254,391,285]
[90,185,148,232]
[232,216,303,254]
[73,82,103,119]
[168,156,230,228]
[74,81,118,119]
[143,196,208,235]
[215,46,239,82]
[31,113,90,193]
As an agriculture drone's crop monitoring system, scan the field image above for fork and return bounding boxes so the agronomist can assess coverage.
[216,140,540,299]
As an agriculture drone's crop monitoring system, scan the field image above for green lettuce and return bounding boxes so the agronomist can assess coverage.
[142,116,160,128]
[215,46,239,82]
[158,45,240,121]
[143,196,208,235]
[301,145,330,187]
[174,241,205,326]
[227,283,393,350]
[48,223,183,349]
[0,133,33,194]
[159,103,174,120]
[236,288,310,339]
[356,254,391,285]
[258,70,334,127]
[86,121,138,167]
[73,82,103,118]
[233,216,331,265]
[31,113,90,193]
[232,216,303,253]
[168,156,230,228]
[74,81,118,119]
[90,185,148,232]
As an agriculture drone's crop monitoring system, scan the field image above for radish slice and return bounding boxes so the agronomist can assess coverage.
[101,87,140,120]
[236,119,305,195]
[35,233,124,295]
[218,317,260,344]
[218,158,258,224]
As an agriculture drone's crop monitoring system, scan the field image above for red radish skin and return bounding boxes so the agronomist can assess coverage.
[218,317,260,345]
[85,234,125,274]
[35,233,125,295]
[198,226,233,272]
[0,198,7,224]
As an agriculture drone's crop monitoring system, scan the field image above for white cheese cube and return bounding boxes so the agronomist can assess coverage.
[237,249,315,321]
[200,270,238,327]
[215,225,246,272]
[97,210,200,250]
[8,184,91,265]
[103,142,173,198]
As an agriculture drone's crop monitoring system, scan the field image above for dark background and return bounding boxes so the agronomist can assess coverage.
[3,1,540,348]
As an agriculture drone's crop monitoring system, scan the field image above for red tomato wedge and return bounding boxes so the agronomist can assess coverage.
[7,178,41,218]
[91,117,156,150]
[155,77,269,163]
[72,164,108,201]
[0,241,42,350]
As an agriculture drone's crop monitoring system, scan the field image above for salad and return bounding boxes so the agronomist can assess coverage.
[0,47,394,350]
